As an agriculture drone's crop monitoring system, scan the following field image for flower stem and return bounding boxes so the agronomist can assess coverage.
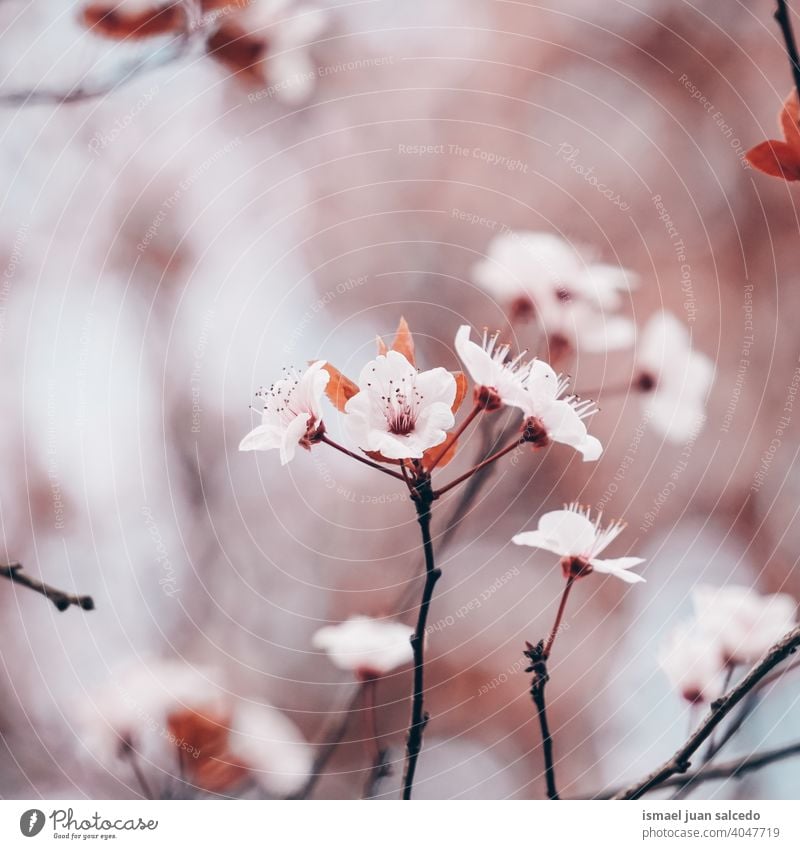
[402,480,441,800]
[425,401,483,472]
[776,0,800,95]
[320,434,406,481]
[433,436,523,498]
[543,577,575,660]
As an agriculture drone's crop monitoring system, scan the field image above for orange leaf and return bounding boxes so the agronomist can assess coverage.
[375,335,388,356]
[390,316,415,366]
[780,90,800,152]
[422,432,459,470]
[450,371,468,414]
[320,363,359,412]
[82,2,186,39]
[745,140,800,181]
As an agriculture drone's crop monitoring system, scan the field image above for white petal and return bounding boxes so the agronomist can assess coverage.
[454,325,497,387]
[590,556,646,583]
[413,366,457,410]
[239,422,284,452]
[278,413,309,464]
[511,530,566,555]
[537,509,597,557]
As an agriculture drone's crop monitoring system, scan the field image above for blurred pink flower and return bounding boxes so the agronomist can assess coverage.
[659,621,728,704]
[472,231,636,352]
[79,660,311,796]
[692,584,797,665]
[312,615,414,679]
[636,311,714,443]
[239,360,329,465]
[344,351,456,459]
[513,504,645,583]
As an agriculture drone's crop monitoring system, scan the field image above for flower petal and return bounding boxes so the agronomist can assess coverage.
[590,556,646,583]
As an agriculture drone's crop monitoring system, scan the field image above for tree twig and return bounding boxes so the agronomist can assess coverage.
[613,625,800,799]
[592,740,800,798]
[524,641,560,799]
[401,476,441,800]
[0,563,94,612]
[775,0,800,95]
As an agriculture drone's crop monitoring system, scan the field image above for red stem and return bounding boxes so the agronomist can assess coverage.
[543,577,575,659]
[433,437,523,498]
[320,434,406,481]
[425,401,483,472]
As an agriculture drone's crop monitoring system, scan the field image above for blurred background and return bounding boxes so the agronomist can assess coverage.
[1,0,799,800]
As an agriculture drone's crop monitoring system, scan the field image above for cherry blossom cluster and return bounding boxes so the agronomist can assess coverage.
[473,231,714,444]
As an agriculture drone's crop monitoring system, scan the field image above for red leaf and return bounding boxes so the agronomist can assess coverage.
[422,433,459,470]
[81,1,186,39]
[390,316,415,366]
[780,90,800,152]
[745,140,800,181]
[450,371,468,414]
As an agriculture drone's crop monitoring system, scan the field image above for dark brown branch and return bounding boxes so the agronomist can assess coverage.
[402,477,441,800]
[524,641,559,799]
[0,563,94,612]
[776,0,800,95]
[614,625,800,799]
[592,741,800,798]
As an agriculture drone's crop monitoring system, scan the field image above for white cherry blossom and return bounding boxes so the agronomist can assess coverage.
[519,368,603,462]
[512,504,645,583]
[239,360,329,465]
[313,615,414,679]
[636,311,714,443]
[344,350,456,460]
[454,324,538,411]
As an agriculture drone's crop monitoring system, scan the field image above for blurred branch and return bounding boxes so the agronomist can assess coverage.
[775,0,800,95]
[0,0,204,107]
[0,562,94,611]
[593,741,800,798]
[613,625,800,799]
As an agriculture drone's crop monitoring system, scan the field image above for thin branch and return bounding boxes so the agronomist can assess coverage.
[402,478,441,800]
[524,641,559,800]
[543,577,575,659]
[0,563,94,612]
[320,434,406,482]
[593,741,800,798]
[425,401,483,472]
[433,436,523,499]
[613,625,800,799]
[776,0,800,95]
